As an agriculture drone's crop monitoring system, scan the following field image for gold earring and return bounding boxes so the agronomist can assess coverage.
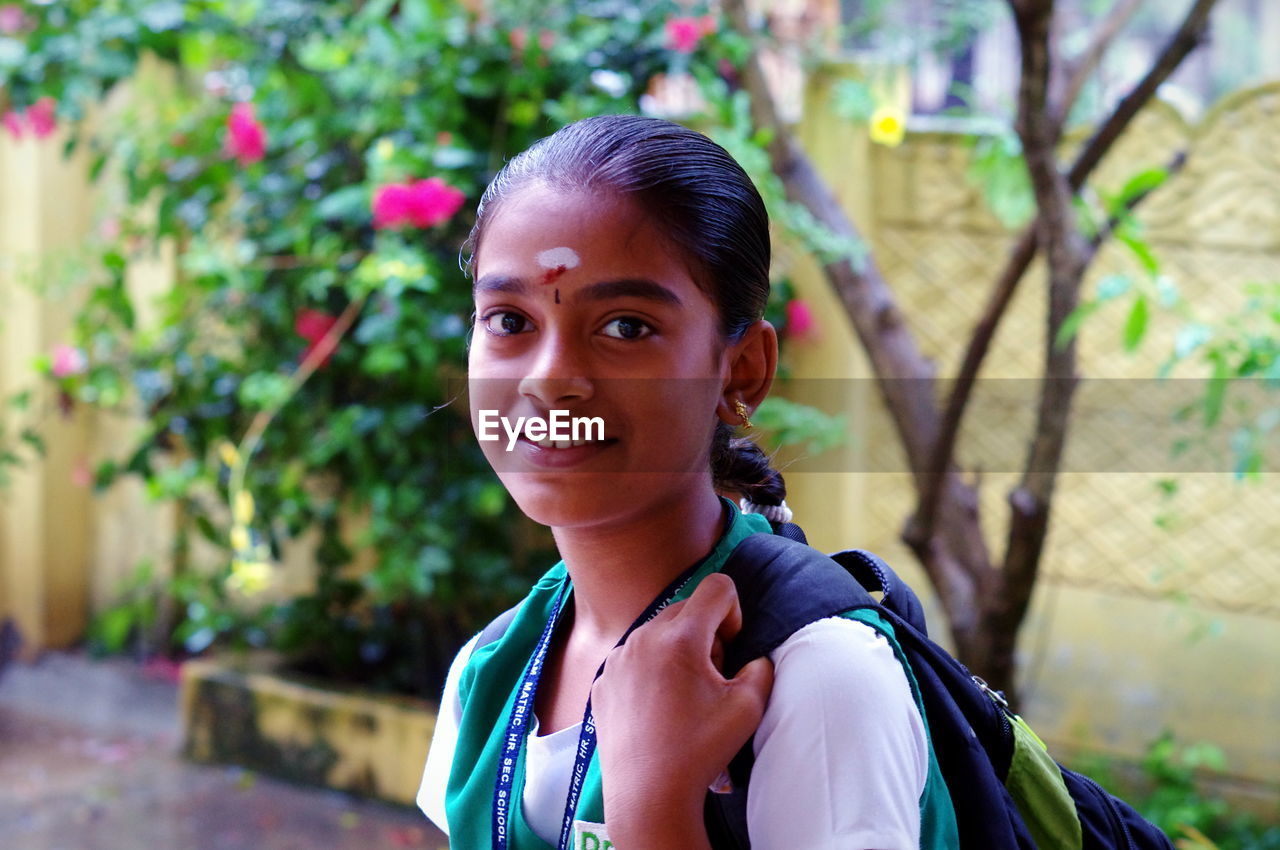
[734,399,753,430]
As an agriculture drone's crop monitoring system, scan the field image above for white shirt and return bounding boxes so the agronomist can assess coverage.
[418,615,927,849]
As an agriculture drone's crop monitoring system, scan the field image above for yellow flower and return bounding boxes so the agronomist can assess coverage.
[218,441,240,468]
[233,489,255,525]
[230,524,250,553]
[869,106,906,147]
[229,559,272,595]
[375,138,395,161]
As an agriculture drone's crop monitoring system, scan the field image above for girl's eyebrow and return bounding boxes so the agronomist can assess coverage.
[473,275,682,306]
[579,278,682,306]
[473,274,529,296]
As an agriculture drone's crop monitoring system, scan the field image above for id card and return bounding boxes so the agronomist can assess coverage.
[573,820,613,850]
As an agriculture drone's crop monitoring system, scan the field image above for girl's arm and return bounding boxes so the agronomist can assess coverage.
[591,574,773,850]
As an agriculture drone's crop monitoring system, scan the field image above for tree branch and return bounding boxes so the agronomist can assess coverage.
[1086,149,1187,257]
[907,226,1036,550]
[723,0,988,613]
[912,0,1222,549]
[1056,0,1144,123]
[1000,0,1085,625]
[1068,0,1222,186]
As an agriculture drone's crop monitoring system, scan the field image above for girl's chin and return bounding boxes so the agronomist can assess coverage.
[499,471,709,530]
[501,474,625,527]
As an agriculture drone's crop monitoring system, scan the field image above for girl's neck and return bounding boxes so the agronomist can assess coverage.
[551,489,728,642]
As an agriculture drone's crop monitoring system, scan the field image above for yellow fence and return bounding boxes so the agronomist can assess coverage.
[2,71,1278,797]
[784,77,1280,800]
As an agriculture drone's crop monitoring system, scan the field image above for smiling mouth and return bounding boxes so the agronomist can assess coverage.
[514,436,618,468]
[529,437,600,448]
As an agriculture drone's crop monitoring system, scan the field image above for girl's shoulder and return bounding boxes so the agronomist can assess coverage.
[748,615,929,846]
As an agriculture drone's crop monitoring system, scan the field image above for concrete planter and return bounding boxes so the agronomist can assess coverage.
[179,653,436,806]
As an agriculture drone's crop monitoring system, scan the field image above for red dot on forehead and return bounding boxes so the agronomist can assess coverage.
[539,265,568,285]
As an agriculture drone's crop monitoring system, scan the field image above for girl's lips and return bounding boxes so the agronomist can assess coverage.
[515,437,618,469]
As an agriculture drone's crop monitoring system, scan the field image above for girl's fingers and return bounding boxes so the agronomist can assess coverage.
[618,573,748,676]
[673,572,744,647]
[730,655,774,714]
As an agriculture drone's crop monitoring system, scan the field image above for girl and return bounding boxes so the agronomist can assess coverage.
[417,115,939,849]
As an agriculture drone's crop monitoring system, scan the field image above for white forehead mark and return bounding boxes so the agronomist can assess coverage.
[535,247,581,270]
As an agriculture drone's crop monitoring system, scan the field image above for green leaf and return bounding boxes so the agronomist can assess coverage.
[238,372,293,411]
[1095,273,1131,302]
[297,36,352,72]
[1117,231,1159,276]
[94,607,135,654]
[1173,323,1212,360]
[19,428,46,456]
[1204,352,1229,427]
[315,185,370,224]
[1122,294,1149,352]
[968,132,1034,229]
[1112,167,1168,213]
[1054,299,1100,350]
[833,79,876,122]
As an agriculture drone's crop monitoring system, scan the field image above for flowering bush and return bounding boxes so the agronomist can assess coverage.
[3,0,812,693]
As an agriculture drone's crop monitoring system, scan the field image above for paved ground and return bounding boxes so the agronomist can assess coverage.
[0,651,448,850]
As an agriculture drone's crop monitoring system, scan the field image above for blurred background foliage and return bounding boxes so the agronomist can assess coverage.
[0,0,848,695]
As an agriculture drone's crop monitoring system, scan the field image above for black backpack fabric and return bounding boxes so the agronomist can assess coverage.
[705,530,1175,850]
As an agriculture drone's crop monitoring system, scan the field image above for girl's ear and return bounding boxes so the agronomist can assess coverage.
[716,319,778,426]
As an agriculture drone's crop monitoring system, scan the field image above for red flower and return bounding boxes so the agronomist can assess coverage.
[371,178,465,230]
[0,4,27,35]
[665,17,703,53]
[294,308,340,367]
[26,97,57,139]
[785,298,818,341]
[2,110,22,140]
[2,97,58,141]
[223,102,266,166]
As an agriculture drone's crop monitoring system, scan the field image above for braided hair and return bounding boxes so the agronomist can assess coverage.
[465,115,786,509]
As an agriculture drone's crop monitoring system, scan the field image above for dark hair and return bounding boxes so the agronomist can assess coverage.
[466,115,785,507]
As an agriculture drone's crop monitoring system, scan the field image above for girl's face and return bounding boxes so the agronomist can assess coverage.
[468,185,735,530]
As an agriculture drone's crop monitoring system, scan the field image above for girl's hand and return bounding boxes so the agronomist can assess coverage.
[592,573,774,848]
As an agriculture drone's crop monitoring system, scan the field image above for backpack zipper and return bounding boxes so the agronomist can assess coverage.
[972,675,1015,745]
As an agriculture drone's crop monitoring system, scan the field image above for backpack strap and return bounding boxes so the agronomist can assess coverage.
[830,548,931,637]
[717,532,879,679]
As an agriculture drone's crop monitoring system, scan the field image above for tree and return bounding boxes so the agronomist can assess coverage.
[725,0,1225,705]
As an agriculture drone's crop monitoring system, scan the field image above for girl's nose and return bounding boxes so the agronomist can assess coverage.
[517,335,594,407]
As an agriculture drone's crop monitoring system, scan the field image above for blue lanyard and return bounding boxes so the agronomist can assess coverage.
[491,562,706,850]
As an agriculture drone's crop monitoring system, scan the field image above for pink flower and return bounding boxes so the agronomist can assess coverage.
[2,110,22,140]
[509,26,528,52]
[71,458,93,489]
[371,178,465,230]
[785,299,818,341]
[26,97,57,139]
[0,4,27,34]
[294,309,340,368]
[665,17,703,53]
[51,344,88,378]
[223,102,266,166]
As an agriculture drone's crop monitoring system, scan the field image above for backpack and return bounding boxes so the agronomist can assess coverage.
[704,529,1175,850]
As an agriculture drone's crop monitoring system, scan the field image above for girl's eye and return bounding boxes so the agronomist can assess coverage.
[601,316,653,340]
[480,311,532,336]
